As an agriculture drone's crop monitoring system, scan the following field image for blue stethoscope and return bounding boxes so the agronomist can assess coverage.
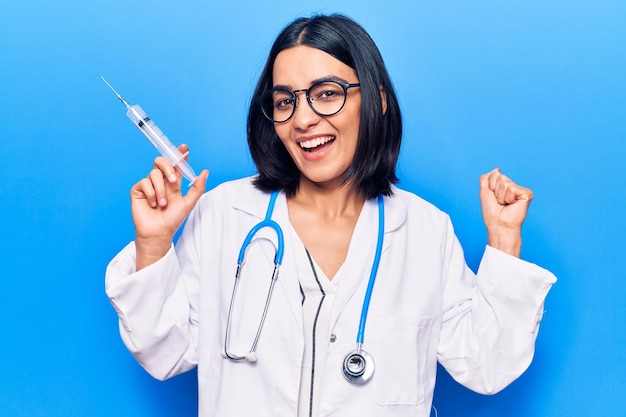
[223,191,384,384]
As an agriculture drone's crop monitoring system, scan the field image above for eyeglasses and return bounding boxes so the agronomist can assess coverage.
[260,79,360,123]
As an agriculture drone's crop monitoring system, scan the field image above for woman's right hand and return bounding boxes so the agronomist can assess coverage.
[130,144,209,270]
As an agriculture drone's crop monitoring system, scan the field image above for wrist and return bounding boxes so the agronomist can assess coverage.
[487,226,522,258]
[135,237,172,270]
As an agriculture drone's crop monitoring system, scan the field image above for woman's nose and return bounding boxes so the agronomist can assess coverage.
[291,93,320,129]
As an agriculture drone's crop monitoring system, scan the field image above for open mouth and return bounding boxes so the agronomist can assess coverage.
[299,136,335,153]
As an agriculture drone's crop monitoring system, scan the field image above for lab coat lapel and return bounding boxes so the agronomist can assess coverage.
[328,194,405,330]
[232,188,304,334]
[269,193,305,333]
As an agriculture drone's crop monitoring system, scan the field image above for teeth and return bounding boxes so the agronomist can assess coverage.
[299,136,334,150]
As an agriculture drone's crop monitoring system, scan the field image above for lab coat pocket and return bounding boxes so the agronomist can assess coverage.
[373,315,435,405]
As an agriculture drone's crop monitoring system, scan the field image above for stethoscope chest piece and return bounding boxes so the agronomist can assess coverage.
[342,349,374,384]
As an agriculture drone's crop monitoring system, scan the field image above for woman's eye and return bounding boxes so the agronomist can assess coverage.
[315,88,343,101]
[275,98,294,110]
[321,90,338,98]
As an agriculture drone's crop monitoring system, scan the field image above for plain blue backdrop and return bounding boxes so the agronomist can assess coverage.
[1,0,624,416]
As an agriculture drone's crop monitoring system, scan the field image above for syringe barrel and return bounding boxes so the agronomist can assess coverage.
[125,104,197,183]
[125,104,180,160]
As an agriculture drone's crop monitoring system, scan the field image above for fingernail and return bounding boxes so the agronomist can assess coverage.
[169,174,177,183]
[159,198,167,206]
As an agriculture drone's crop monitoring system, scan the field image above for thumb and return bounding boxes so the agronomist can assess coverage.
[183,169,209,207]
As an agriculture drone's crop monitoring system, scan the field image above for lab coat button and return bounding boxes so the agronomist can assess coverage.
[330,334,337,342]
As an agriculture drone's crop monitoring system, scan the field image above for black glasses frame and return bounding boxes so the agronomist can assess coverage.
[259,79,361,123]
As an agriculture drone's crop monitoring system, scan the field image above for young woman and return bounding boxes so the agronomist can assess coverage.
[106,14,556,417]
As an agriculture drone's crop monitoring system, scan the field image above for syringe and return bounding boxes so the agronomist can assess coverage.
[100,76,198,185]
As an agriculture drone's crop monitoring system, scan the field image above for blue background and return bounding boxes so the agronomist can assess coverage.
[1,0,624,416]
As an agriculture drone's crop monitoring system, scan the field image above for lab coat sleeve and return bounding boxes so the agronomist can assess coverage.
[105,239,199,381]
[437,218,556,394]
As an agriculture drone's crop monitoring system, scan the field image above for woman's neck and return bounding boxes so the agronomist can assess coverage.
[290,178,365,220]
[287,178,366,279]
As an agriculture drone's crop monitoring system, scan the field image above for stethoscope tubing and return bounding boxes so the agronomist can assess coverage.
[237,191,284,265]
[224,191,283,362]
[355,194,384,344]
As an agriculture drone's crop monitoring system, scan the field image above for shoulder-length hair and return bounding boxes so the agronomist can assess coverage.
[247,14,402,199]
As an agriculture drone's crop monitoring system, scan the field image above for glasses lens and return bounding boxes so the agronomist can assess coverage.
[309,81,347,116]
[261,88,295,123]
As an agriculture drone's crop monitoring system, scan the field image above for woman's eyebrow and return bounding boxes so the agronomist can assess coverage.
[311,75,350,84]
[272,75,352,90]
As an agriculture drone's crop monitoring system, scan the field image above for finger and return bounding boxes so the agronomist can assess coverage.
[178,143,190,159]
[148,168,170,207]
[153,156,179,184]
[479,168,500,203]
[479,171,490,192]
[502,184,519,205]
[132,177,158,208]
[487,167,501,192]
[495,175,516,205]
[496,181,522,205]
[496,177,534,206]
[507,183,534,204]
[494,175,508,204]
[479,168,500,194]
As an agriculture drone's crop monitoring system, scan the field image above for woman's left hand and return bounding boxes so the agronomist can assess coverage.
[479,168,534,257]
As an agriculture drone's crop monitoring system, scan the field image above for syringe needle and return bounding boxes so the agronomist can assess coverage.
[100,76,130,108]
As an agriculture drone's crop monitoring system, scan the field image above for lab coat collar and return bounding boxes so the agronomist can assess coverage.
[230,179,406,234]
[232,178,276,220]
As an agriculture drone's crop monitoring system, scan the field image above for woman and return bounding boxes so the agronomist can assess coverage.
[106,14,556,417]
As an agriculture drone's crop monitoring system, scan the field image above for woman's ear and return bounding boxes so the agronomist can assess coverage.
[380,86,388,115]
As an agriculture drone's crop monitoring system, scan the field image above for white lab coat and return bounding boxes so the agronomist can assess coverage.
[106,177,556,417]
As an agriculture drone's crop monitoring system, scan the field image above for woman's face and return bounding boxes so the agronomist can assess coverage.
[271,45,361,190]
